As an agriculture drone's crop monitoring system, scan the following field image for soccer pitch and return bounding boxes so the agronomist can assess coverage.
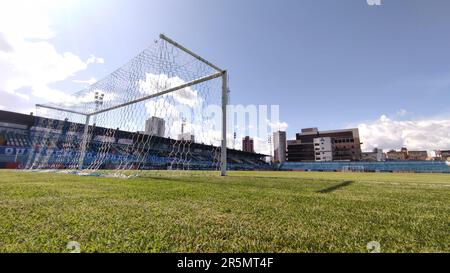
[0,170,448,253]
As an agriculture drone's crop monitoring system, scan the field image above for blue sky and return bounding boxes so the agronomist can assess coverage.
[1,0,450,152]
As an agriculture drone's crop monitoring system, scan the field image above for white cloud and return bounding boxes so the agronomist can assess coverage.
[87,55,104,64]
[73,77,98,86]
[0,1,56,41]
[396,109,409,117]
[253,136,271,155]
[139,73,201,107]
[145,97,180,120]
[358,114,450,152]
[3,89,31,101]
[0,0,103,108]
[268,120,289,131]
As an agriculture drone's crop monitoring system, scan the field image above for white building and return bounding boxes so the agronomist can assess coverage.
[273,131,286,163]
[313,137,333,162]
[145,117,165,137]
[178,133,195,142]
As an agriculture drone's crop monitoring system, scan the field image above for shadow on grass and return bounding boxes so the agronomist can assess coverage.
[316,180,354,193]
[134,175,193,183]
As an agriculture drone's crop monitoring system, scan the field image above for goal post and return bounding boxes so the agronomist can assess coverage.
[27,34,228,177]
[221,71,228,176]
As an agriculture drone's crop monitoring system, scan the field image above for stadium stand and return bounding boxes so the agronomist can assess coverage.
[0,110,270,170]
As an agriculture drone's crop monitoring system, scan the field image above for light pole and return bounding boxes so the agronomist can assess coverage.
[93,91,104,126]
[268,135,273,163]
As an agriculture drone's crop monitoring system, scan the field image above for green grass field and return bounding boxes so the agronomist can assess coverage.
[0,170,449,253]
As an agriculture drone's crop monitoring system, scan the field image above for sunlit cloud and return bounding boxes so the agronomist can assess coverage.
[73,77,98,86]
[357,112,450,152]
[139,73,202,108]
[268,120,288,131]
[0,0,103,109]
[87,55,105,64]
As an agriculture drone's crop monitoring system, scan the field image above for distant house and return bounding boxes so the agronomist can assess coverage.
[408,151,428,161]
[387,147,428,161]
[387,148,408,161]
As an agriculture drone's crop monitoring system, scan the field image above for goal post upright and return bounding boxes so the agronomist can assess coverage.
[221,71,228,176]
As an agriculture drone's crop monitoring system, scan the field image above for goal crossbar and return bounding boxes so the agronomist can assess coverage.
[91,71,224,116]
[160,34,223,72]
[35,104,88,116]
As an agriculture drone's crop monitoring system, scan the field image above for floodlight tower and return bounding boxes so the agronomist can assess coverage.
[93,91,104,126]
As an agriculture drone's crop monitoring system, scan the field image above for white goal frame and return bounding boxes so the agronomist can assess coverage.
[35,34,228,176]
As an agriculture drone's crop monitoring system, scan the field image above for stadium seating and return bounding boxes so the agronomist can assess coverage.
[0,129,31,147]
[3,127,270,170]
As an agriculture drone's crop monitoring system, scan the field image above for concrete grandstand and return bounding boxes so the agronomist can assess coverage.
[0,110,269,171]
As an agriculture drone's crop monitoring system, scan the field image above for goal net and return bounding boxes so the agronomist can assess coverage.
[25,34,227,177]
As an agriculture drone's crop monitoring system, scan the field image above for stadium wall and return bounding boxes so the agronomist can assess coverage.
[277,161,450,173]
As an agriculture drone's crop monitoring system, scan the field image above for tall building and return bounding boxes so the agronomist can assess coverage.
[287,127,362,162]
[145,117,165,137]
[242,136,254,153]
[273,131,286,163]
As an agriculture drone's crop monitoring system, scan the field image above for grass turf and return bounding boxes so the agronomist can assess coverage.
[0,170,449,253]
